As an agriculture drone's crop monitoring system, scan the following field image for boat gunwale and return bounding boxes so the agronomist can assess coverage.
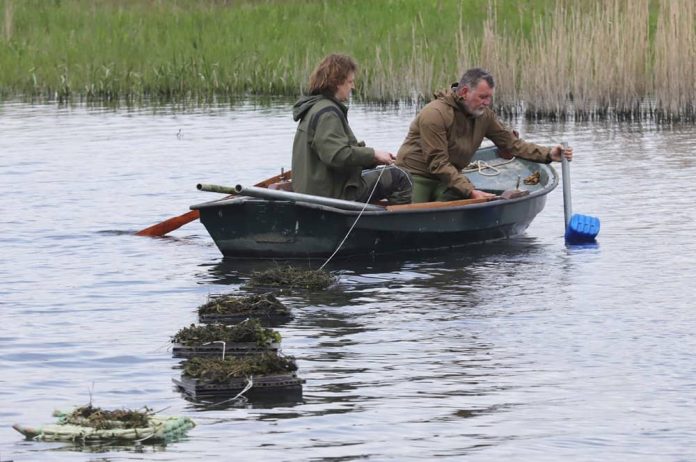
[190,150,559,215]
[190,175,557,216]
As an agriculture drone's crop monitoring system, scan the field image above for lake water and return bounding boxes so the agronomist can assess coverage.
[1,99,696,462]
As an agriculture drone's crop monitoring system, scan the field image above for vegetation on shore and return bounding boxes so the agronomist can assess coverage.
[0,0,694,120]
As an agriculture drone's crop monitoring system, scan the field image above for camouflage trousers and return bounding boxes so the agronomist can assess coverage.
[356,166,412,205]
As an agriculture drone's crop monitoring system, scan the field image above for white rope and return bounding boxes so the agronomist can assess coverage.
[318,166,387,271]
[205,340,226,360]
[461,158,516,176]
[196,376,255,407]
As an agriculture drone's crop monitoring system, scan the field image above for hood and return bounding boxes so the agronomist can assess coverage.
[292,94,326,122]
[436,87,477,116]
[434,88,462,109]
[292,94,348,122]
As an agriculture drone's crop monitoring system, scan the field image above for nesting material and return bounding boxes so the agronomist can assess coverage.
[171,319,281,358]
[12,405,195,444]
[246,266,335,291]
[523,171,541,185]
[198,292,292,326]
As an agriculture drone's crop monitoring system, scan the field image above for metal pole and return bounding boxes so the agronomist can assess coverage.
[560,142,572,229]
[196,183,384,212]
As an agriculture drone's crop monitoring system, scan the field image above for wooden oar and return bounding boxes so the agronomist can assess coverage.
[385,189,527,212]
[560,143,600,243]
[135,210,200,237]
[135,170,292,237]
[386,196,498,211]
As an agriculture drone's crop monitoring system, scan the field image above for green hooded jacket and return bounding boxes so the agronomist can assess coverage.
[291,95,376,200]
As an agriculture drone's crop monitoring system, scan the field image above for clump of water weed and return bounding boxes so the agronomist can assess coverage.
[171,319,281,347]
[62,405,152,430]
[247,266,335,290]
[182,354,298,383]
[197,292,289,317]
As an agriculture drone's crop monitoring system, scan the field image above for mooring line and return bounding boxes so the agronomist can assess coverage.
[318,166,387,271]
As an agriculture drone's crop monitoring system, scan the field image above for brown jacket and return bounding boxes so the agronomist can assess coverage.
[395,90,551,197]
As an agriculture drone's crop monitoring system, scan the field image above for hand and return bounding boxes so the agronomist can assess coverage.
[374,149,396,165]
[470,189,497,199]
[550,144,573,162]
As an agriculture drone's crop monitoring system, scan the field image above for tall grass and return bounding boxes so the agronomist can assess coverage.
[653,0,696,121]
[0,0,694,120]
[515,0,652,120]
[3,0,12,41]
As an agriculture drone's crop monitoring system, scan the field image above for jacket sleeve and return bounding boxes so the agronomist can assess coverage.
[420,107,474,197]
[486,115,552,163]
[311,111,376,168]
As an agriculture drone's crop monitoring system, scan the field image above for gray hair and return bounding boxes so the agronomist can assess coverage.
[457,68,495,90]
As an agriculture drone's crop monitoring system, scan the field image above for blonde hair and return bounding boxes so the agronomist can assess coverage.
[308,54,357,97]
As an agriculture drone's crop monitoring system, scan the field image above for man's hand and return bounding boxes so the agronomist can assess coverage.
[374,150,396,165]
[470,189,497,199]
[550,144,573,161]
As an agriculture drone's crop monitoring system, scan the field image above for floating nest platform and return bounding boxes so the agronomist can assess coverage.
[173,373,304,401]
[171,320,281,359]
[12,405,195,444]
[172,341,280,359]
[245,266,336,291]
[197,292,293,326]
[174,354,303,401]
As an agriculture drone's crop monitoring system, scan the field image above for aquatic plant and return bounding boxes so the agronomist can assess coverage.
[0,0,694,120]
[197,292,290,317]
[182,353,298,383]
[247,266,335,291]
[171,320,281,347]
[62,405,152,430]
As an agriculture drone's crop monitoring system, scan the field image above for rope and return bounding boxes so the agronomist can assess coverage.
[196,376,255,407]
[318,166,387,271]
[461,158,516,176]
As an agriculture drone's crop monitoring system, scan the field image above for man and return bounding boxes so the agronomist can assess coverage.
[395,67,573,203]
[292,54,411,204]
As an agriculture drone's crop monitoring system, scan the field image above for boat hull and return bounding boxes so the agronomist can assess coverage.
[192,147,558,259]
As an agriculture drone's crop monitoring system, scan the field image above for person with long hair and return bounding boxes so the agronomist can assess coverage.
[291,54,411,204]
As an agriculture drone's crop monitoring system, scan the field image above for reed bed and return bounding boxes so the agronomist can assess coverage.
[0,0,694,120]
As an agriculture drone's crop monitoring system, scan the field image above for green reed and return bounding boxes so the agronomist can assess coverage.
[0,0,693,120]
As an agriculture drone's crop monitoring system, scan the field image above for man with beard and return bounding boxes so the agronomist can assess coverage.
[395,67,573,203]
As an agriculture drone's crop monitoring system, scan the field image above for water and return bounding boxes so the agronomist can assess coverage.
[1,99,696,461]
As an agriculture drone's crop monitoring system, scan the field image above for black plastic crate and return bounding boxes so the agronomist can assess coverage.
[173,373,304,401]
[198,312,293,327]
[171,341,280,359]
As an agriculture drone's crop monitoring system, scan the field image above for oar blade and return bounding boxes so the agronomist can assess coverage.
[565,213,600,243]
[135,210,200,237]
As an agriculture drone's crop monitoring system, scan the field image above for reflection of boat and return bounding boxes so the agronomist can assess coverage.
[191,146,559,259]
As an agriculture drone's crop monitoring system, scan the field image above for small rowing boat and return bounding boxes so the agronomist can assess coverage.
[191,145,559,259]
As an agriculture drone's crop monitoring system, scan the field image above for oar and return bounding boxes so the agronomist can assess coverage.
[135,170,292,237]
[561,142,600,243]
[135,210,200,237]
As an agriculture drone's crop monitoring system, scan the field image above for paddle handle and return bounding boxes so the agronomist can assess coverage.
[560,142,572,229]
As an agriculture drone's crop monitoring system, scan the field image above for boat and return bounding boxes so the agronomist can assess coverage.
[190,145,559,259]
